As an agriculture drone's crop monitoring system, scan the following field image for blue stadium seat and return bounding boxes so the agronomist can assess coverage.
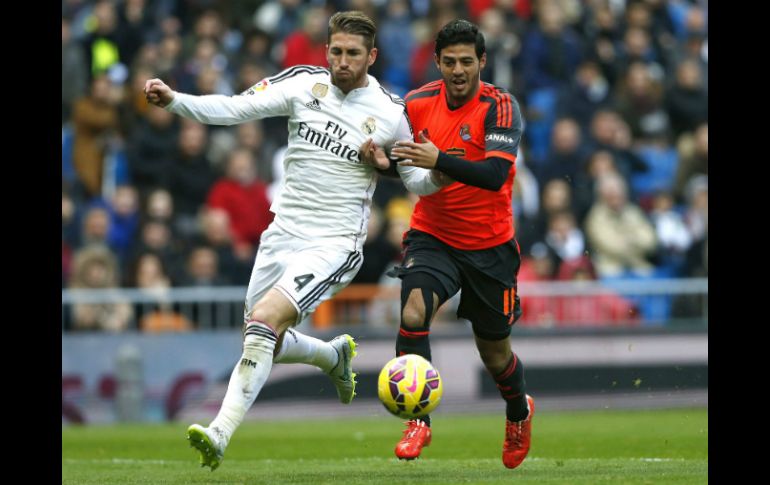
[524,88,558,163]
[631,144,678,198]
[600,273,673,325]
[62,126,76,185]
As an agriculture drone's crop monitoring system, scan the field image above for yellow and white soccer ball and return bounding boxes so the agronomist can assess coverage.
[377,354,443,418]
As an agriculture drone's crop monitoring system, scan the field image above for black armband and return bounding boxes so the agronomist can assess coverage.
[435,152,513,191]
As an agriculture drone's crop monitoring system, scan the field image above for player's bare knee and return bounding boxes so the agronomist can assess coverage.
[249,305,280,328]
[404,283,446,328]
[401,304,426,329]
[247,289,298,334]
[401,272,446,330]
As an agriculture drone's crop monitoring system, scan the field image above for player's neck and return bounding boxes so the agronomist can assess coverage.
[336,75,370,95]
[444,83,480,110]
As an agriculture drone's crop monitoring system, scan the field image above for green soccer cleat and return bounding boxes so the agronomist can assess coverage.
[186,424,225,471]
[327,334,358,404]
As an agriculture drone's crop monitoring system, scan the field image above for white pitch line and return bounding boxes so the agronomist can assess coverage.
[63,456,693,465]
[63,458,188,465]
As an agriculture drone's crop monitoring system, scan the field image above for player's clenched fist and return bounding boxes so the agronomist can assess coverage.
[144,78,175,108]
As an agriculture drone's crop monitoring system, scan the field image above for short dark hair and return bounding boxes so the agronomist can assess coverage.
[328,11,377,51]
[434,19,485,58]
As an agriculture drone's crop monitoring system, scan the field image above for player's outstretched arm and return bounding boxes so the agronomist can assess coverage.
[143,78,277,126]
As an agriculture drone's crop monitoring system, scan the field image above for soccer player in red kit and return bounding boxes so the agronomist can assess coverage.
[361,19,533,468]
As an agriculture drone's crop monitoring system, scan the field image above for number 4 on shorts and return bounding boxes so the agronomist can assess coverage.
[294,273,315,291]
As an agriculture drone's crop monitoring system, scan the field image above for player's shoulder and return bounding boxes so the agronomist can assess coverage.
[240,65,329,96]
[479,82,521,127]
[374,83,407,110]
[266,65,330,85]
[479,82,516,101]
[405,80,443,104]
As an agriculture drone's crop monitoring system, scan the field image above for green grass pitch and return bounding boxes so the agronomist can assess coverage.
[62,407,707,484]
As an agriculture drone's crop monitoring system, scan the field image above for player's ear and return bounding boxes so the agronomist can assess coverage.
[368,47,378,67]
[433,53,440,70]
[479,52,487,70]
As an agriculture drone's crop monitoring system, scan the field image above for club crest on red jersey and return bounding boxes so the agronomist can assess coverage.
[459,124,472,141]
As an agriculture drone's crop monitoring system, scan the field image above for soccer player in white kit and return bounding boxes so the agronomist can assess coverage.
[144,11,446,470]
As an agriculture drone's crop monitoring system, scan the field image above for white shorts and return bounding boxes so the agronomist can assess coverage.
[243,224,363,325]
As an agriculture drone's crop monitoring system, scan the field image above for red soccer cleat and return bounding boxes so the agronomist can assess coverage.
[502,395,535,469]
[395,419,432,460]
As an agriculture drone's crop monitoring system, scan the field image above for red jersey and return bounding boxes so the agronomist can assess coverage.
[405,80,523,250]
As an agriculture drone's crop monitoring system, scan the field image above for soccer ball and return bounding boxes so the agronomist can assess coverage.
[377,354,443,418]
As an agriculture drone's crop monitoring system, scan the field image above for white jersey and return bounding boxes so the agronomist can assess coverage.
[166,65,441,250]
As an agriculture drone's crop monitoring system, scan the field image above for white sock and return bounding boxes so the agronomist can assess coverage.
[209,322,277,447]
[273,328,339,373]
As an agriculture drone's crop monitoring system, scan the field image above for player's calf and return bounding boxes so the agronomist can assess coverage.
[192,320,278,470]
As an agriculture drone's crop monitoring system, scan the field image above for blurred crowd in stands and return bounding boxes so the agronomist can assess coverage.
[62,0,707,331]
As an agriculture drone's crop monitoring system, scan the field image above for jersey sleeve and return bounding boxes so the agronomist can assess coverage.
[483,90,523,163]
[390,112,442,196]
[165,68,298,125]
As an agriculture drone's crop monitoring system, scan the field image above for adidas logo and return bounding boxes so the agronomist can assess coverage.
[305,98,321,111]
